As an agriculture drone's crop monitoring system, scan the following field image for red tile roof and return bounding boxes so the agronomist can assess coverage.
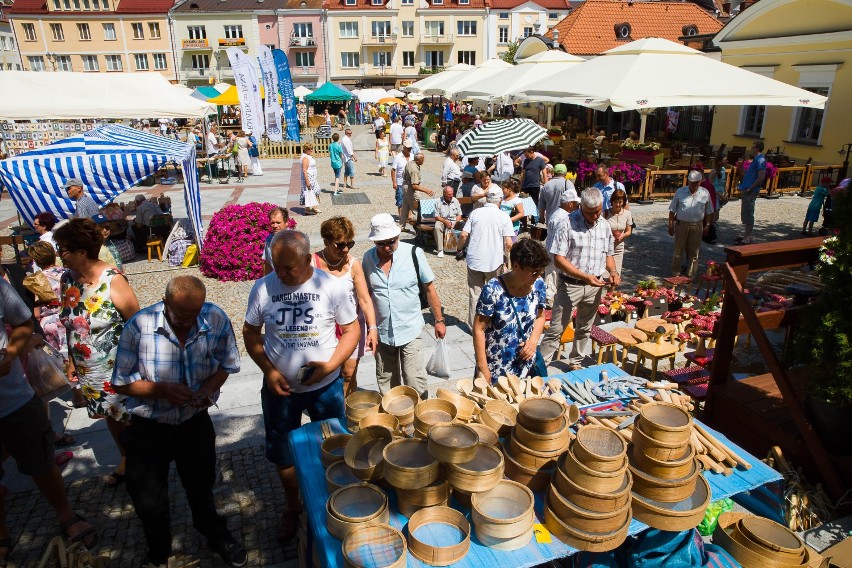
[8,0,48,14]
[173,0,291,11]
[489,0,571,9]
[115,0,176,14]
[325,0,486,9]
[546,0,723,56]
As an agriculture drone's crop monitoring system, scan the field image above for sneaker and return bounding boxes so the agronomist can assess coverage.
[211,535,247,568]
[334,190,342,195]
[436,251,444,258]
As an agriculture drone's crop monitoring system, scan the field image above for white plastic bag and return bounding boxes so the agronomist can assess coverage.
[26,343,72,401]
[426,338,451,378]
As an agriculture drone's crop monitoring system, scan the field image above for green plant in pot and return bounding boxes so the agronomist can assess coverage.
[790,184,852,454]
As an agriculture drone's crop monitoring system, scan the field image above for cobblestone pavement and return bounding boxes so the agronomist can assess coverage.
[0,125,814,566]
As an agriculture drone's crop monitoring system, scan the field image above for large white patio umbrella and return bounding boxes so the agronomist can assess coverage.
[403,64,474,95]
[436,59,515,98]
[293,85,313,101]
[357,88,389,104]
[386,88,405,98]
[454,50,585,101]
[509,38,828,141]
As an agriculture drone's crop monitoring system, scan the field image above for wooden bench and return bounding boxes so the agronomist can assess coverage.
[414,196,475,249]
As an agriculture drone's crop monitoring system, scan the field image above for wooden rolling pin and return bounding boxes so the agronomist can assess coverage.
[694,422,752,470]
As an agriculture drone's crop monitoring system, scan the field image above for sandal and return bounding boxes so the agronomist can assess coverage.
[276,509,302,543]
[104,472,126,487]
[54,434,76,447]
[0,537,14,564]
[54,451,74,467]
[59,513,98,548]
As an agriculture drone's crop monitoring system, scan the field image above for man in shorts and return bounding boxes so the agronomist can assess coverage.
[341,128,357,190]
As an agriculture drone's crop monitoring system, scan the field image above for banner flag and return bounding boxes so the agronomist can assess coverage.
[257,45,283,142]
[225,47,264,138]
[271,48,300,142]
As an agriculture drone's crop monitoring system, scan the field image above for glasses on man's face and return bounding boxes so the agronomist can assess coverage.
[375,238,397,248]
[334,240,356,251]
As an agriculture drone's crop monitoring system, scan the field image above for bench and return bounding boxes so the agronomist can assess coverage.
[414,196,475,249]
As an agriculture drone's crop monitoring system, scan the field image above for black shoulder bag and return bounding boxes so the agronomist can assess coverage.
[410,245,429,310]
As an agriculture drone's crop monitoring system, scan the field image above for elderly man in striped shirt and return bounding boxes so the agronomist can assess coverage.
[539,188,619,370]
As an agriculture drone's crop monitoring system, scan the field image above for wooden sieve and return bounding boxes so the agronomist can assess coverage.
[546,484,631,534]
[514,419,572,453]
[631,473,711,532]
[321,433,352,469]
[478,400,518,438]
[552,466,632,513]
[501,440,556,493]
[738,515,806,557]
[465,423,499,446]
[544,502,631,553]
[397,478,450,518]
[637,402,692,444]
[382,438,439,490]
[713,512,810,568]
[436,388,477,422]
[427,423,479,464]
[342,523,407,568]
[471,480,534,547]
[574,425,627,472]
[326,482,389,540]
[560,448,628,494]
[632,443,696,480]
[359,413,400,435]
[445,442,504,493]
[344,425,394,481]
[407,506,471,566]
[507,430,566,469]
[346,391,383,423]
[325,460,361,493]
[628,452,699,503]
[631,421,692,461]
[517,398,566,434]
[413,399,457,437]
[381,385,420,426]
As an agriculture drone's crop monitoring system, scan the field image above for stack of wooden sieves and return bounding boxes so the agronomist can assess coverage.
[713,511,815,567]
[544,425,632,552]
[502,398,572,493]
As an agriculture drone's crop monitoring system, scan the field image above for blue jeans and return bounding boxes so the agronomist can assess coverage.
[261,375,345,467]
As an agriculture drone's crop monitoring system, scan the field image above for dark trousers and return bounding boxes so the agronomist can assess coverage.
[120,411,229,564]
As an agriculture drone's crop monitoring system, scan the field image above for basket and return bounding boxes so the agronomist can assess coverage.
[478,400,518,437]
[628,453,699,503]
[427,423,479,464]
[552,466,632,513]
[413,399,457,437]
[407,506,471,566]
[466,423,499,446]
[517,398,566,434]
[544,502,631,553]
[381,385,420,426]
[713,512,810,568]
[436,388,478,422]
[345,391,383,432]
[507,430,566,469]
[738,515,806,558]
[321,434,352,469]
[637,402,692,444]
[501,440,556,493]
[325,460,361,493]
[574,426,627,472]
[445,443,504,493]
[471,480,534,550]
[546,484,631,534]
[382,438,439,490]
[631,473,710,532]
[397,479,450,518]
[631,422,692,461]
[326,483,389,540]
[344,425,394,481]
[342,523,407,568]
[560,449,628,494]
[359,413,400,435]
[632,443,696,480]
[514,420,572,453]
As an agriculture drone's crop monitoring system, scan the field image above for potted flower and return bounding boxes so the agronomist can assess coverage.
[576,160,598,189]
[620,139,664,167]
[790,185,852,454]
[547,127,564,144]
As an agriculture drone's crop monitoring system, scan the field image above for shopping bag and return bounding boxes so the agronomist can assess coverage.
[26,342,72,401]
[443,230,459,254]
[181,244,199,267]
[23,271,58,304]
[426,338,451,378]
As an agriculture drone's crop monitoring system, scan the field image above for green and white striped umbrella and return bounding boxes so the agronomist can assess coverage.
[455,118,547,157]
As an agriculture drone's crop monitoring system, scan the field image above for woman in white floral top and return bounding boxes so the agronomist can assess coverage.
[54,219,140,487]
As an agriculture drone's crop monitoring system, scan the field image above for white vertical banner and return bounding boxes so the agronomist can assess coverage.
[225,47,265,138]
[257,45,283,142]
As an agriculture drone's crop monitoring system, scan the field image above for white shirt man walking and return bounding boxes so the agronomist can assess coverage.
[668,169,714,277]
[341,127,358,190]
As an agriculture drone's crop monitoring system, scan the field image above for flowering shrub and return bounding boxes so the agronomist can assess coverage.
[742,159,778,180]
[576,160,598,187]
[621,139,661,152]
[608,162,647,185]
[200,202,296,282]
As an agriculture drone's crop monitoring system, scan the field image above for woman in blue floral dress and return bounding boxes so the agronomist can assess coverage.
[55,219,140,486]
[473,239,549,384]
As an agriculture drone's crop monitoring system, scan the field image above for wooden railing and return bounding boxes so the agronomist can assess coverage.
[257,127,332,159]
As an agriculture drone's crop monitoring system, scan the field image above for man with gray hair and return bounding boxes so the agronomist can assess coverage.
[63,178,99,219]
[243,230,360,543]
[442,148,462,191]
[543,186,581,303]
[539,188,618,369]
[400,152,432,232]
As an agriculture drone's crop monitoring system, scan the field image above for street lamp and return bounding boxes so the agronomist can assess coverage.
[838,143,852,179]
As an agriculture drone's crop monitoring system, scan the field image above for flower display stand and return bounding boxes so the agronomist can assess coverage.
[621,149,664,167]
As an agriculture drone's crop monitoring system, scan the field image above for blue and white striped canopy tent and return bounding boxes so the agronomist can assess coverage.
[0,124,204,247]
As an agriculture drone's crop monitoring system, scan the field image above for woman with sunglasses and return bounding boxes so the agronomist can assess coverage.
[312,217,377,396]
[473,239,549,384]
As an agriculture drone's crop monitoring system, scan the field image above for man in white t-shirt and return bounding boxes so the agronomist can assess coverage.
[243,230,360,543]
[373,115,386,138]
[389,116,404,156]
[341,128,357,190]
[206,125,220,157]
[392,140,413,222]
[158,118,169,136]
[457,186,514,328]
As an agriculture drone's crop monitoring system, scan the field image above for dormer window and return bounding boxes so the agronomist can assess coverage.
[614,22,631,39]
[345,0,356,5]
[432,0,443,5]
[682,24,698,36]
[459,0,469,4]
[372,0,382,5]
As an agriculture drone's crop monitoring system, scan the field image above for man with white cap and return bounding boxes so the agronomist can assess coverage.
[392,140,414,222]
[63,178,99,219]
[457,186,515,329]
[543,187,581,303]
[362,214,446,399]
[668,169,714,277]
[539,164,575,224]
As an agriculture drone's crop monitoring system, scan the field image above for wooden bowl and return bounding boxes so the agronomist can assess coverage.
[479,400,518,438]
[737,515,806,558]
[466,423,499,446]
[628,453,699,503]
[544,502,631,553]
[427,423,479,464]
[507,430,566,469]
[574,426,627,472]
[501,440,555,493]
[396,479,450,518]
[632,443,696,480]
[359,413,400,435]
[325,460,361,493]
[407,506,471,566]
[514,420,572,453]
[413,398,457,437]
[631,422,692,461]
[382,438,439,490]
[381,385,420,426]
[342,523,406,568]
[560,448,628,494]
[638,402,692,444]
[517,398,566,434]
[321,433,352,468]
[436,388,478,422]
[471,480,534,549]
[326,482,389,540]
[552,466,633,513]
[445,442,504,493]
[344,425,394,481]
[631,473,710,532]
[345,391,383,424]
[546,483,631,534]
[713,512,810,568]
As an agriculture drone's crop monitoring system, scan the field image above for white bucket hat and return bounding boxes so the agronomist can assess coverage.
[369,213,402,241]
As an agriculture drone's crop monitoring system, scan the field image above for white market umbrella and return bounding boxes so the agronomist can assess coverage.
[435,59,515,98]
[357,88,389,104]
[386,88,405,98]
[456,118,547,156]
[403,64,474,95]
[293,85,313,101]
[510,38,828,141]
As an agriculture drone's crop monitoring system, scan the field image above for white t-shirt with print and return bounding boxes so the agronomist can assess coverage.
[392,153,411,188]
[245,269,357,393]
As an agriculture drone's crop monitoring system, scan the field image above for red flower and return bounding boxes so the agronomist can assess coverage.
[103,381,116,394]
[73,343,92,358]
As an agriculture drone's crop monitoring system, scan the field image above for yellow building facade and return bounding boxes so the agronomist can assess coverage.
[710,0,852,165]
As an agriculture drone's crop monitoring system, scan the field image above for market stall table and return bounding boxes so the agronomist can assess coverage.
[291,364,782,568]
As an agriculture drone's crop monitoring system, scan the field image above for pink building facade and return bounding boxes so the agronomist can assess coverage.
[278,0,325,87]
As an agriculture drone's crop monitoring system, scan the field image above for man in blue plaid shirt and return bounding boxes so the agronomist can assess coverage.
[112,276,247,568]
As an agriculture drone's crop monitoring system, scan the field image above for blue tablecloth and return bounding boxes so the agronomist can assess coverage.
[290,364,782,568]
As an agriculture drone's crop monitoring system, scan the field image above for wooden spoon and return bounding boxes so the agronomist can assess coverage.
[473,377,489,396]
[497,376,515,402]
[457,378,474,397]
[524,378,533,399]
[507,374,525,401]
[531,376,545,396]
[487,385,508,402]
[551,391,567,406]
[548,378,565,397]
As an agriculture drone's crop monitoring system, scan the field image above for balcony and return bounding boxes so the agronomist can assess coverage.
[289,36,317,48]
[362,34,397,46]
[419,65,445,75]
[419,34,453,44]
[365,64,398,76]
[292,65,319,77]
[181,66,234,80]
[181,38,210,50]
